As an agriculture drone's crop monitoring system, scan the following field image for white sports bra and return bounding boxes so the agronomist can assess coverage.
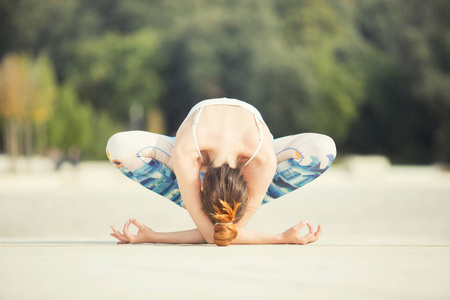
[183,98,272,167]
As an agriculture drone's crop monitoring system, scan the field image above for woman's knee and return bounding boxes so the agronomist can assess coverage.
[313,134,337,158]
[106,130,173,170]
[106,131,147,166]
[293,133,337,159]
[106,132,128,157]
[291,133,336,169]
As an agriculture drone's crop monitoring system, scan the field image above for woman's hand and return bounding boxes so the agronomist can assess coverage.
[110,218,157,244]
[281,220,322,245]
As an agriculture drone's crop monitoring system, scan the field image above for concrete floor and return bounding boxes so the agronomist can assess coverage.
[1,159,449,299]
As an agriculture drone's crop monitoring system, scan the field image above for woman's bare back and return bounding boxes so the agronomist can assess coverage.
[175,105,273,168]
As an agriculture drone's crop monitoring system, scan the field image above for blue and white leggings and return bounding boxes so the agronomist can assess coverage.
[106,131,336,208]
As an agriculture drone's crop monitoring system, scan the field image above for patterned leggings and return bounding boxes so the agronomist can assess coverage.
[106,131,336,208]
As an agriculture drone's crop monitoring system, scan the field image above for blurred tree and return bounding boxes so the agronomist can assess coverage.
[0,53,58,167]
[274,0,366,142]
[0,0,45,57]
[0,54,29,170]
[160,0,319,137]
[28,54,58,155]
[47,82,122,160]
[257,50,316,138]
[0,0,101,80]
[71,29,164,125]
[47,83,92,153]
[85,110,122,160]
[2,0,448,163]
[348,0,450,163]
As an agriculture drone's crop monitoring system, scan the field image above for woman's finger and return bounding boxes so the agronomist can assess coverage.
[111,225,122,236]
[111,225,123,235]
[111,233,128,243]
[123,220,136,243]
[292,220,308,232]
[315,224,323,239]
[130,218,145,230]
[306,225,322,244]
[111,226,126,238]
[301,224,322,244]
[111,228,128,242]
[123,220,131,235]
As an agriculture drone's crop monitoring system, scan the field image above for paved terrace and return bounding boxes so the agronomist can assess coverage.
[0,157,449,299]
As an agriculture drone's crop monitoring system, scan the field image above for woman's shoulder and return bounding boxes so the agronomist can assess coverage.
[173,123,199,159]
[245,141,276,173]
[243,144,276,195]
[256,144,276,165]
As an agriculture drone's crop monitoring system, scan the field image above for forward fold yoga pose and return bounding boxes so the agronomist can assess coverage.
[107,98,336,246]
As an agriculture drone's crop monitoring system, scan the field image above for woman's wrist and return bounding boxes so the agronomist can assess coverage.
[150,232,163,243]
[279,232,290,244]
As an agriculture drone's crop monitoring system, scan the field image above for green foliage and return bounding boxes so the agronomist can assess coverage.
[272,0,367,142]
[47,83,92,151]
[1,0,449,163]
[160,0,282,132]
[47,82,121,159]
[257,50,316,137]
[347,0,450,163]
[0,0,101,79]
[29,53,58,124]
[71,29,163,122]
[85,110,122,160]
[0,52,57,122]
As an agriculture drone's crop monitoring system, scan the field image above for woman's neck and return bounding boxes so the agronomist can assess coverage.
[208,150,237,168]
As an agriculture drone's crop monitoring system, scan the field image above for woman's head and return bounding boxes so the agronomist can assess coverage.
[201,162,248,246]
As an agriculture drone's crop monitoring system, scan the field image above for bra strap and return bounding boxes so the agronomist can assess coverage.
[192,107,204,164]
[244,116,264,167]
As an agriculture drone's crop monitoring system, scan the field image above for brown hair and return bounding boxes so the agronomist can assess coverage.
[201,162,248,246]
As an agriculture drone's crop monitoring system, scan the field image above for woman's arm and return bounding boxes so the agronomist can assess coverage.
[111,219,207,244]
[171,138,216,244]
[111,219,322,245]
[235,221,322,245]
[237,146,277,228]
[154,229,206,244]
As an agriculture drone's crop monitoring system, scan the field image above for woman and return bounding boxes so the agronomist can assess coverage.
[107,98,336,246]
